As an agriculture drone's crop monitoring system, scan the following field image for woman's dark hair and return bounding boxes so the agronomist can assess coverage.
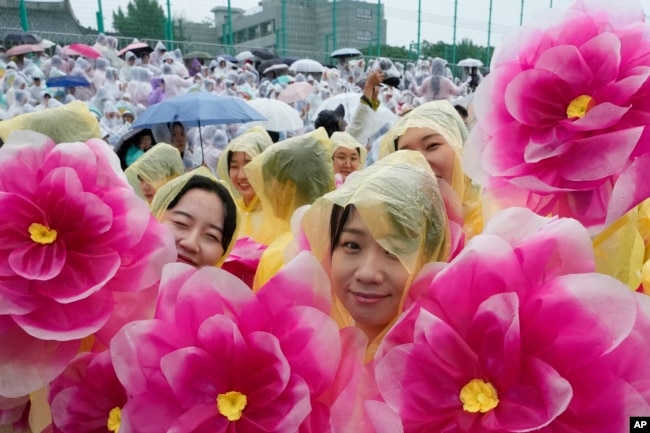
[116,129,156,170]
[167,175,238,253]
[266,130,280,143]
[330,204,354,253]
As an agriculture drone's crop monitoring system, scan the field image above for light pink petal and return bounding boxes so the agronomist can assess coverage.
[578,31,622,86]
[522,273,636,369]
[12,288,113,341]
[154,262,198,323]
[97,187,152,250]
[84,138,130,189]
[0,319,79,398]
[256,251,332,316]
[111,319,189,396]
[562,102,630,133]
[559,127,642,181]
[40,142,98,188]
[120,392,182,433]
[174,266,253,335]
[607,153,650,225]
[365,400,404,433]
[167,403,226,433]
[534,44,594,84]
[571,0,646,28]
[0,277,39,315]
[267,306,341,395]
[8,241,66,281]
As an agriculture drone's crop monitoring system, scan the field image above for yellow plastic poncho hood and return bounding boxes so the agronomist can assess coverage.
[0,101,101,143]
[125,143,185,200]
[329,131,367,168]
[379,100,483,238]
[244,127,335,242]
[216,126,273,192]
[303,150,451,356]
[150,166,236,267]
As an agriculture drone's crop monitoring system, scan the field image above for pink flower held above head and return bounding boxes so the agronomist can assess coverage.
[464,0,650,229]
[368,208,650,433]
[0,131,175,398]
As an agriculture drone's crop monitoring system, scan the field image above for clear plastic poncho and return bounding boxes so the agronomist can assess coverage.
[0,100,101,143]
[216,126,274,243]
[379,99,483,239]
[302,150,451,357]
[150,166,236,267]
[124,143,185,201]
[245,127,336,242]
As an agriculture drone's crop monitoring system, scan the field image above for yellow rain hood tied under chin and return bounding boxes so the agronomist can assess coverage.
[245,127,336,243]
[125,143,185,200]
[0,101,101,143]
[328,131,367,168]
[379,100,483,239]
[216,126,274,243]
[150,166,236,267]
[303,150,451,356]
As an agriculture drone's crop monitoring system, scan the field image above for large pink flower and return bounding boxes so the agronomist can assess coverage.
[464,0,650,229]
[111,253,342,433]
[367,208,650,432]
[48,351,127,433]
[0,131,175,398]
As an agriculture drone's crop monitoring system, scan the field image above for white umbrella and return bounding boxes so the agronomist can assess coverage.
[263,63,289,75]
[289,59,324,74]
[236,51,255,62]
[457,58,483,68]
[331,48,362,58]
[247,98,304,132]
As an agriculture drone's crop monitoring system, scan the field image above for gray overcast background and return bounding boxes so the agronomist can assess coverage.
[37,0,650,49]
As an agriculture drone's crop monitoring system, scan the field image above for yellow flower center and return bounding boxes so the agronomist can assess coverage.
[566,94,594,119]
[217,391,247,421]
[459,378,499,413]
[107,407,121,432]
[28,223,57,245]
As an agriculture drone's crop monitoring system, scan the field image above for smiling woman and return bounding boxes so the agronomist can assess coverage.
[151,167,237,267]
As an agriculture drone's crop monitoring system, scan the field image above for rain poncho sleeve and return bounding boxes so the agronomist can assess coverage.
[0,101,100,143]
[302,150,451,358]
[379,99,484,240]
[150,166,236,267]
[216,126,273,243]
[124,143,185,201]
[246,127,336,289]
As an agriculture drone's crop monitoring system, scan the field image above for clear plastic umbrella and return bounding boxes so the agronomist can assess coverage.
[247,98,304,132]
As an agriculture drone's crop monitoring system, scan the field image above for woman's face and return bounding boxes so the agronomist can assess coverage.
[172,124,186,153]
[160,188,226,267]
[228,151,255,204]
[330,209,409,341]
[332,147,360,180]
[138,176,156,203]
[396,127,456,186]
[138,135,153,151]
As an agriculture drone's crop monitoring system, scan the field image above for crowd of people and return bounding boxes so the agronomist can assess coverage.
[3,0,650,429]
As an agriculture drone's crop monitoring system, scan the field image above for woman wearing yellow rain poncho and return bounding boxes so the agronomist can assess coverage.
[302,150,451,359]
[125,143,185,204]
[329,131,367,186]
[216,126,274,244]
[379,99,483,240]
[247,127,336,290]
[150,166,238,268]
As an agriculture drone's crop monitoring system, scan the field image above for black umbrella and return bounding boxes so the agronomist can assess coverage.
[252,49,276,60]
[256,58,283,76]
[3,32,42,46]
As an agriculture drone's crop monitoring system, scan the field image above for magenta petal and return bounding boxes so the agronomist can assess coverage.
[365,400,404,433]
[267,306,341,395]
[535,44,594,84]
[484,356,572,432]
[564,102,630,132]
[155,262,199,323]
[8,241,66,281]
[607,153,650,225]
[579,32,622,86]
[40,142,98,188]
[12,289,113,341]
[0,319,79,398]
[167,403,226,433]
[0,277,40,315]
[559,127,642,181]
[120,392,183,433]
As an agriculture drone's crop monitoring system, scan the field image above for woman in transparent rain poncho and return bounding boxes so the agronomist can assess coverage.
[216,126,273,244]
[328,131,367,187]
[150,166,237,268]
[246,127,336,290]
[379,99,483,241]
[125,142,185,204]
[301,150,451,358]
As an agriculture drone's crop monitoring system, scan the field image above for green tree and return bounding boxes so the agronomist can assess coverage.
[360,44,411,61]
[112,0,166,40]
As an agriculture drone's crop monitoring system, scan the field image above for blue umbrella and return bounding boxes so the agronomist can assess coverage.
[45,75,90,88]
[131,92,266,163]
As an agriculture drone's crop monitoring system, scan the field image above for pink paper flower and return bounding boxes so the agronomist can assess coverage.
[368,208,650,432]
[464,0,650,229]
[111,253,342,433]
[0,131,175,398]
[48,351,127,433]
